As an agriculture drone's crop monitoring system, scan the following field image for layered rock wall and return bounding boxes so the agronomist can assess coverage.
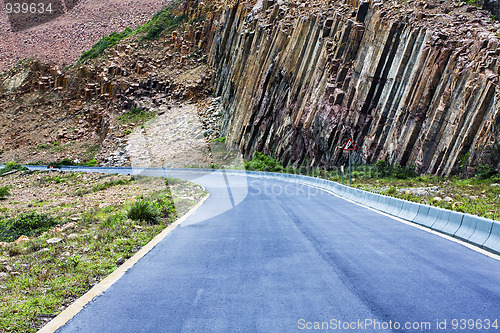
[207,0,500,175]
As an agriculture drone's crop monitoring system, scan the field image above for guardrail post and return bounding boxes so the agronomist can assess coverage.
[348,150,352,187]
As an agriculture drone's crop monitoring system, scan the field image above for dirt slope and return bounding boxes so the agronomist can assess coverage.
[0,0,169,73]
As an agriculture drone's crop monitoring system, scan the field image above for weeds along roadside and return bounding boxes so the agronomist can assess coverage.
[0,165,206,332]
[245,152,500,221]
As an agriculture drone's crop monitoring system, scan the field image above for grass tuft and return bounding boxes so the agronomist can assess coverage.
[127,200,159,224]
[117,107,154,125]
[165,177,184,186]
[0,212,61,242]
[0,185,11,200]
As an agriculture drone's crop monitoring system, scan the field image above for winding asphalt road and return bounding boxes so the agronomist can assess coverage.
[38,168,500,332]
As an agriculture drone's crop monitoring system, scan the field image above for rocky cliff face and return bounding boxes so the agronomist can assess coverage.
[0,0,498,175]
[207,0,500,175]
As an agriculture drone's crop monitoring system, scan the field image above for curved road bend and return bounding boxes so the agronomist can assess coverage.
[46,168,500,332]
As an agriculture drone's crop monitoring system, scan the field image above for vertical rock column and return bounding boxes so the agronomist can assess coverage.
[208,1,500,175]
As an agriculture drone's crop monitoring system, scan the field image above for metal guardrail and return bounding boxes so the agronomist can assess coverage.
[15,165,500,255]
[230,170,500,256]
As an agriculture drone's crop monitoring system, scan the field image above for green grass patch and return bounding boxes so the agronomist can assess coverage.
[75,179,130,196]
[78,28,133,63]
[82,159,99,167]
[0,162,28,176]
[0,212,61,242]
[373,160,417,179]
[212,136,226,143]
[127,200,160,224]
[244,151,285,173]
[117,107,155,125]
[466,0,481,6]
[0,175,204,332]
[134,0,188,40]
[75,0,188,65]
[0,185,11,200]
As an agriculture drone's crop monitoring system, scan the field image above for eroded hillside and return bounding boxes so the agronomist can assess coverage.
[0,1,219,168]
[0,0,170,72]
[1,0,499,176]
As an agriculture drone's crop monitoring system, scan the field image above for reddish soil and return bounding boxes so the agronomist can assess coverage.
[0,0,169,73]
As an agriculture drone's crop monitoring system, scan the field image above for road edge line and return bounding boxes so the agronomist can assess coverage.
[216,172,500,261]
[38,192,211,333]
[312,184,500,262]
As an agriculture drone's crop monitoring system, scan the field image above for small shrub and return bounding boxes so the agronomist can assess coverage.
[135,2,188,40]
[466,0,481,6]
[0,162,27,176]
[53,176,64,183]
[165,177,184,186]
[393,165,417,179]
[48,158,75,167]
[152,197,176,219]
[83,159,99,167]
[385,186,398,195]
[127,200,159,224]
[475,164,496,180]
[375,160,391,178]
[244,151,284,172]
[375,160,417,179]
[212,136,226,143]
[0,212,61,242]
[0,186,11,200]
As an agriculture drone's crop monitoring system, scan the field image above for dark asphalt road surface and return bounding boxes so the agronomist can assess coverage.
[51,168,500,333]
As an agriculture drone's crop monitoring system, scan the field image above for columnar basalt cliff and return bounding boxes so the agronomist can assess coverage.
[207,0,500,175]
[0,0,498,174]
